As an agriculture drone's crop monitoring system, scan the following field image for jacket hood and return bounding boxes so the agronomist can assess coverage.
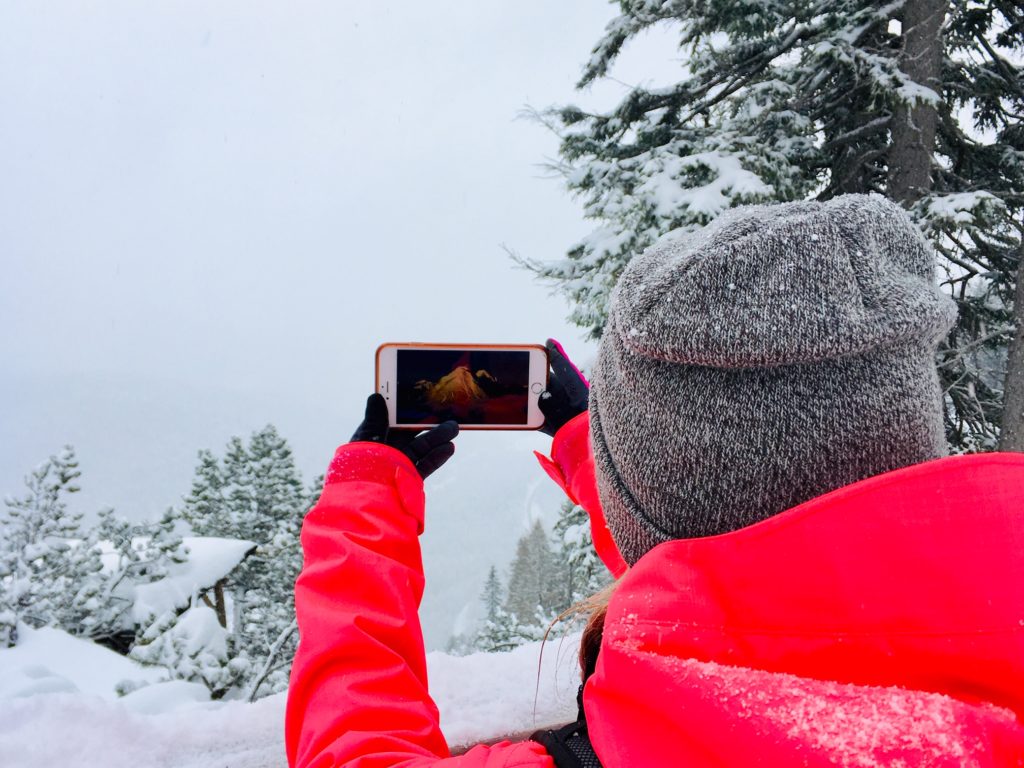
[585,452,1024,766]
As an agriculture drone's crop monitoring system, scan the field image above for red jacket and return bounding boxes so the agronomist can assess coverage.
[286,413,1024,767]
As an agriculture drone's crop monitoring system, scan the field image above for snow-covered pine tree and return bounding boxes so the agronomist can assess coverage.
[235,425,306,697]
[48,507,117,645]
[242,519,303,699]
[80,507,189,652]
[245,425,306,544]
[504,520,568,638]
[179,449,231,537]
[481,565,504,622]
[130,603,249,699]
[552,500,613,606]
[0,446,87,646]
[471,565,520,653]
[524,0,1024,452]
[222,436,256,541]
[178,425,308,698]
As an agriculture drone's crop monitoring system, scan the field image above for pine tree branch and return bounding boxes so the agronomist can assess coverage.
[822,116,892,149]
[675,20,829,126]
[821,147,888,196]
[971,29,1024,99]
[102,555,173,601]
[944,245,984,276]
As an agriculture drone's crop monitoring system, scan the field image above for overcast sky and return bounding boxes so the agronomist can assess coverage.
[0,2,680,525]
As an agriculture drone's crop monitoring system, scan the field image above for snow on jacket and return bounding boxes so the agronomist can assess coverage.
[286,412,1024,767]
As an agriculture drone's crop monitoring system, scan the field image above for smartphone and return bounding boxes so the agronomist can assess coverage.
[375,343,549,430]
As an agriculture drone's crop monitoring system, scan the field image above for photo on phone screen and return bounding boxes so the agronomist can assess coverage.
[396,349,531,426]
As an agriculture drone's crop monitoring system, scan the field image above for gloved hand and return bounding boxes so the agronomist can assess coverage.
[539,338,589,437]
[351,393,459,479]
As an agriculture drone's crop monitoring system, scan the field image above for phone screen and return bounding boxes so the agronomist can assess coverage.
[396,349,532,426]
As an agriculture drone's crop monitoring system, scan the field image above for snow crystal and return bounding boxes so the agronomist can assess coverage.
[660,657,1015,766]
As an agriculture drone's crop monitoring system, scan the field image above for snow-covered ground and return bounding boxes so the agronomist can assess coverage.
[0,626,581,768]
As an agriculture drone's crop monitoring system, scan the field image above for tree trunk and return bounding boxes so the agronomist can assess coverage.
[999,250,1024,451]
[888,0,947,203]
[214,579,228,628]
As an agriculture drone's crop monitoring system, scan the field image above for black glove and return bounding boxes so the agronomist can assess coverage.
[539,338,589,437]
[351,393,459,479]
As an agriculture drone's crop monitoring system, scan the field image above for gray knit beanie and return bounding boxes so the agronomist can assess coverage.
[591,194,958,565]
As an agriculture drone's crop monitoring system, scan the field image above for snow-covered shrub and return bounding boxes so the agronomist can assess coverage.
[130,605,249,699]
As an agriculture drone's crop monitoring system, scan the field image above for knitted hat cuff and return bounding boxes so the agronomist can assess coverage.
[589,387,671,564]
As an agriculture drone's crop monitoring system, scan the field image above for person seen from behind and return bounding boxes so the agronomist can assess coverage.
[285,194,1024,767]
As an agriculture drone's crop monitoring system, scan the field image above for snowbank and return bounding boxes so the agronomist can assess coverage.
[0,690,285,768]
[0,626,164,701]
[431,634,581,748]
[0,628,581,768]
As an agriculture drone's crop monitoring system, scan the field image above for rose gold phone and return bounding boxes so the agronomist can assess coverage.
[375,343,548,430]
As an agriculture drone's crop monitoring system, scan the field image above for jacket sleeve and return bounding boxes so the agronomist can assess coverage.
[285,441,552,768]
[534,412,628,578]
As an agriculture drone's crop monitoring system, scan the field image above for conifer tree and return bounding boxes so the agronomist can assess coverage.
[246,425,306,543]
[176,425,308,697]
[130,603,249,699]
[236,425,306,696]
[472,565,520,653]
[180,449,230,537]
[222,436,255,538]
[0,447,86,646]
[50,507,119,644]
[525,0,1024,451]
[81,507,189,651]
[504,520,567,632]
[481,565,503,622]
[552,501,612,605]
